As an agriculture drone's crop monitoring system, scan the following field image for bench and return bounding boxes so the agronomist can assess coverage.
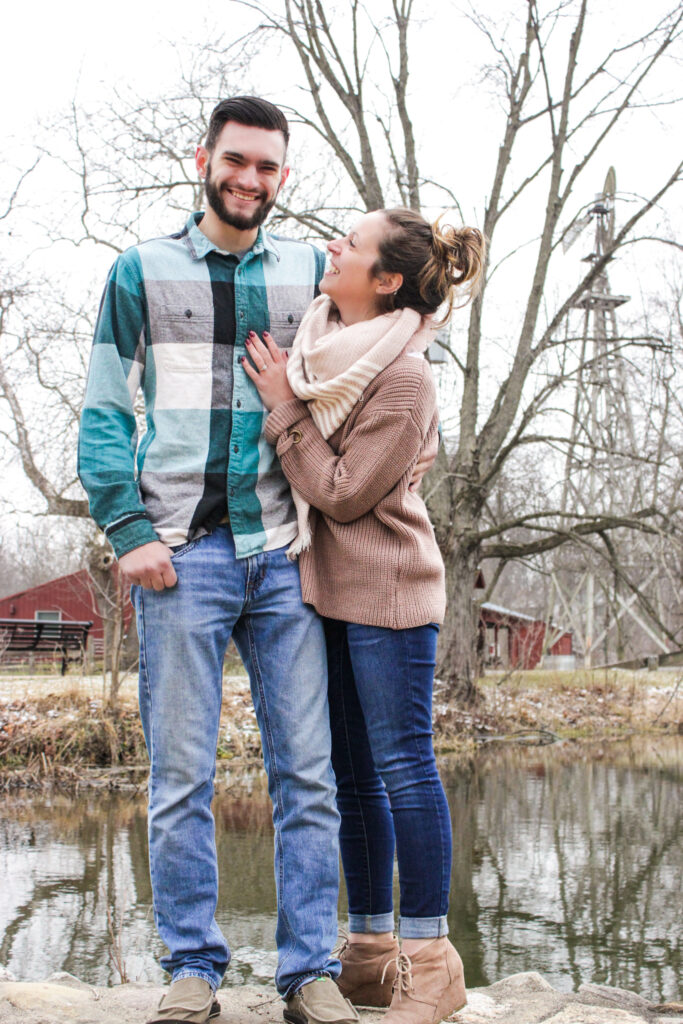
[0,619,93,675]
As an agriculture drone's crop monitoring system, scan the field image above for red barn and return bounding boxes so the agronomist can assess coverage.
[0,569,133,665]
[480,602,572,670]
[0,570,571,673]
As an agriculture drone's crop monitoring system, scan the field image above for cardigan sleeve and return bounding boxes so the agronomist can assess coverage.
[264,361,436,523]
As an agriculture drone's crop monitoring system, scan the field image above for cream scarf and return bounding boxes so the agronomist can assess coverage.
[284,294,434,557]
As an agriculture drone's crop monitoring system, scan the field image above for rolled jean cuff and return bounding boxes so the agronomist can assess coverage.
[348,912,395,934]
[398,915,449,939]
[172,968,218,992]
[284,965,341,1001]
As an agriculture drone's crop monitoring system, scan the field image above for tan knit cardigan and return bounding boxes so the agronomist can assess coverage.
[264,354,446,629]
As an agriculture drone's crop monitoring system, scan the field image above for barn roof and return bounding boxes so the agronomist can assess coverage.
[0,569,89,603]
[481,601,572,634]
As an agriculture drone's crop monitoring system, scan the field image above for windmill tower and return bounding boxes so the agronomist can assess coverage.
[548,169,667,667]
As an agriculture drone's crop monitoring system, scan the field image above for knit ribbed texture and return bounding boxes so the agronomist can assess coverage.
[286,294,433,437]
[265,354,445,629]
[283,295,435,556]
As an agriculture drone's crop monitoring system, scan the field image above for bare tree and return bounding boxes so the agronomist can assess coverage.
[0,273,135,702]
[234,0,683,698]
[3,1,683,703]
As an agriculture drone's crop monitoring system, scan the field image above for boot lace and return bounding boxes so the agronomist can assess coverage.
[382,950,414,1000]
[331,928,350,960]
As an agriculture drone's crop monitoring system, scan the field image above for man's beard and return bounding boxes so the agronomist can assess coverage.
[204,164,278,231]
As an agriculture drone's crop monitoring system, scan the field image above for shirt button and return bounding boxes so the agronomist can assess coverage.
[288,313,294,323]
[230,487,236,496]
[239,311,245,319]
[236,399,242,408]
[233,444,239,453]
[184,309,192,318]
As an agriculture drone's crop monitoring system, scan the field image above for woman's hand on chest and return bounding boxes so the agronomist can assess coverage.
[241,330,297,410]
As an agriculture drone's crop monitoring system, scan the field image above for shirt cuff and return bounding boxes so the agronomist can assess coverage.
[105,517,160,560]
[264,398,310,445]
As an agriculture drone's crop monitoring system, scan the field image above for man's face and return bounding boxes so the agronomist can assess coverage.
[196,122,289,232]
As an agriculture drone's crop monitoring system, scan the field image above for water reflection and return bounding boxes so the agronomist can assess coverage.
[0,739,680,1002]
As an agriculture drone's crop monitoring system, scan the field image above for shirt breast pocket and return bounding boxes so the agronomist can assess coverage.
[155,304,214,346]
[268,310,307,349]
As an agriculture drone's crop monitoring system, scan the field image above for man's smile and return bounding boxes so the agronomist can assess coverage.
[224,187,261,202]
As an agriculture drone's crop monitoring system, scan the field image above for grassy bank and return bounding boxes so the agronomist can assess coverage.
[0,666,679,789]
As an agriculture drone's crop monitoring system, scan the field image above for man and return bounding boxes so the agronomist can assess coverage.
[78,97,358,1024]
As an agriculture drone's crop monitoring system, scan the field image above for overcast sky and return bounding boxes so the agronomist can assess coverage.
[1,0,681,530]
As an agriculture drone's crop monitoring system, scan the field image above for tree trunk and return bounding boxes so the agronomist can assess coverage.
[437,540,482,705]
[85,542,122,712]
[425,449,484,705]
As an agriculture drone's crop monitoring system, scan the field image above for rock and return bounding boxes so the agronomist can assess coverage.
[578,982,655,1014]
[0,981,101,1021]
[454,972,570,1024]
[450,990,507,1021]
[45,974,96,992]
[0,974,674,1024]
[540,1008,652,1024]
[0,982,278,1023]
[483,971,556,996]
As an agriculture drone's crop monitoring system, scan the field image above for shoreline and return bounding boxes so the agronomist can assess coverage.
[0,971,680,1024]
[0,667,680,791]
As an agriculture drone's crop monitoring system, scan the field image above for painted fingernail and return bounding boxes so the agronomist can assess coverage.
[263,330,270,337]
[248,331,256,338]
[245,336,252,344]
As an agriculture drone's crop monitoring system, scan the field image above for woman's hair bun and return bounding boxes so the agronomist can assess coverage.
[373,207,486,321]
[429,220,485,302]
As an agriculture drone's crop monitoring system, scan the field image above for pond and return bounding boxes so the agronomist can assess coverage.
[0,738,680,1003]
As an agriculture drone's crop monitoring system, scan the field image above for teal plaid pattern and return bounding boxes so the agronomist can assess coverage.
[78,213,325,559]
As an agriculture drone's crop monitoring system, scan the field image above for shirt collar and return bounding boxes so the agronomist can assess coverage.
[183,212,281,262]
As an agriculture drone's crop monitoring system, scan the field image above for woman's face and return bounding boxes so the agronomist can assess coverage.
[320,211,391,318]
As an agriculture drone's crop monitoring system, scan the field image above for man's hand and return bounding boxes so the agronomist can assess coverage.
[119,541,178,590]
[409,431,439,492]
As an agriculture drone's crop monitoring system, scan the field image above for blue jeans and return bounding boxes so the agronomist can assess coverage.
[325,619,452,939]
[132,527,341,996]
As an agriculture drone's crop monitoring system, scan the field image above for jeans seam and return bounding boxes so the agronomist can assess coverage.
[136,588,160,917]
[244,613,297,977]
[338,628,375,919]
[403,626,448,920]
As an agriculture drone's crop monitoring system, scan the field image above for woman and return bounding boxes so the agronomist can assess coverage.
[242,207,484,1024]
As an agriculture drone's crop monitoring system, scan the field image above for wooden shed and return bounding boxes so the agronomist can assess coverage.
[0,569,133,664]
[480,602,573,670]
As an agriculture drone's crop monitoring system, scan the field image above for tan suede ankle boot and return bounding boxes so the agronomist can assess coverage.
[383,937,466,1024]
[335,934,400,1007]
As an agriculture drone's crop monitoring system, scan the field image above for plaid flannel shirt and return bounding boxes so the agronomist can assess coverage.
[78,212,325,559]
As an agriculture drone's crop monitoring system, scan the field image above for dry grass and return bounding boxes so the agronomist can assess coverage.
[0,670,260,788]
[434,667,682,751]
[1,665,679,787]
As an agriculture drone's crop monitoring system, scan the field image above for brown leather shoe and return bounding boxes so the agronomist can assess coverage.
[284,977,360,1024]
[383,938,466,1024]
[146,976,220,1023]
[335,934,400,1007]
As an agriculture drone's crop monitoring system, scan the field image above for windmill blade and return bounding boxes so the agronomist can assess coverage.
[598,166,616,251]
[562,211,593,253]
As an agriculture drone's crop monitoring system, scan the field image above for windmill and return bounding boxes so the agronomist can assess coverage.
[547,169,669,667]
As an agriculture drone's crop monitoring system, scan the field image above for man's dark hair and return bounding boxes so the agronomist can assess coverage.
[205,96,290,155]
